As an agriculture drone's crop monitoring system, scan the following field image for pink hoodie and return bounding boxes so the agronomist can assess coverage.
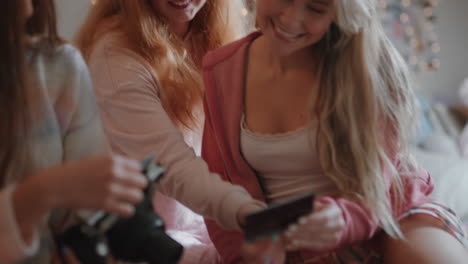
[201,32,434,263]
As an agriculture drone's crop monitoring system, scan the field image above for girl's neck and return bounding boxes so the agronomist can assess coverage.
[169,21,191,40]
[254,36,318,76]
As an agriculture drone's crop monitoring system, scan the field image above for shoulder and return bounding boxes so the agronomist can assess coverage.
[52,44,88,77]
[87,31,155,83]
[26,41,94,101]
[86,31,159,97]
[88,31,149,68]
[29,41,88,79]
[202,31,261,71]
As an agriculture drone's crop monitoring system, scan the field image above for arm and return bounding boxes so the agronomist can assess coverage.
[88,44,257,230]
[57,45,110,160]
[1,156,149,264]
[326,125,433,247]
[0,46,109,263]
[0,185,42,263]
[279,159,433,254]
[322,165,432,248]
[47,45,111,234]
[0,46,148,263]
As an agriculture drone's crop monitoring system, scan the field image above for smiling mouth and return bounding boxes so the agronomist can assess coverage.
[168,0,191,9]
[271,19,306,42]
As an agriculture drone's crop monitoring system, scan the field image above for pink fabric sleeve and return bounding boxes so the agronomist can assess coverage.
[0,186,39,263]
[319,165,432,249]
[87,40,256,231]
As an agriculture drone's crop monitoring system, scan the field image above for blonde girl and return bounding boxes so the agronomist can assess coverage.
[201,0,468,263]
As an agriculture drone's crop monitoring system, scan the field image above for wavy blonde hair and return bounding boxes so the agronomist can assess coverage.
[76,0,246,128]
[314,0,417,238]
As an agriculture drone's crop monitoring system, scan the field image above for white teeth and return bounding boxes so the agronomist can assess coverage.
[170,0,190,6]
[276,26,300,39]
[273,22,303,40]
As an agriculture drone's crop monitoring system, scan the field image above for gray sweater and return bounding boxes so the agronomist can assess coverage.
[0,43,109,264]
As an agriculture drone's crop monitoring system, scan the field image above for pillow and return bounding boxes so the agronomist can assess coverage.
[432,103,464,139]
[458,77,468,106]
[410,94,433,146]
[460,124,468,159]
[411,147,468,222]
[421,132,460,156]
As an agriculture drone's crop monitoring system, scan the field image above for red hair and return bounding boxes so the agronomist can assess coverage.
[76,0,246,128]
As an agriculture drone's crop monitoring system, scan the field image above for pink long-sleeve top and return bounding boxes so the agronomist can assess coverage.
[201,32,435,264]
[86,31,264,263]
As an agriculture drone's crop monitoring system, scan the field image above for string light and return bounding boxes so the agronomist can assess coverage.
[381,0,440,71]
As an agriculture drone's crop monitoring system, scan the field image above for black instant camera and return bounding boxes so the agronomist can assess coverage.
[59,154,183,264]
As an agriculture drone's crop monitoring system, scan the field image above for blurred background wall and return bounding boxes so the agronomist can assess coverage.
[55,0,468,103]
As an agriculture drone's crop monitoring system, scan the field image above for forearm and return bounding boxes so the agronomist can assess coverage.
[317,196,379,248]
[12,176,53,245]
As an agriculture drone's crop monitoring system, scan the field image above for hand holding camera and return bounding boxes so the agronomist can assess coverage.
[59,154,183,264]
[41,155,148,218]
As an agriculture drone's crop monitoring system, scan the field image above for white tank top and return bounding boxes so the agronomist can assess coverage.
[240,115,338,203]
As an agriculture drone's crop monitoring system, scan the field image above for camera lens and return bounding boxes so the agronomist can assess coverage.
[139,229,184,264]
[61,225,107,264]
[106,208,183,264]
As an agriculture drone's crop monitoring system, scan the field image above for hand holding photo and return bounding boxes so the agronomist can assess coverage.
[243,193,315,242]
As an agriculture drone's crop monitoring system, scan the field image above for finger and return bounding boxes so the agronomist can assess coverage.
[307,205,341,223]
[111,157,147,188]
[287,239,329,251]
[110,184,145,204]
[109,160,147,187]
[285,217,321,237]
[288,226,344,250]
[112,154,143,171]
[314,198,331,211]
[285,222,319,240]
[285,238,306,251]
[286,230,336,250]
[314,203,327,212]
[104,199,135,217]
[285,216,344,242]
[307,213,343,231]
[117,171,148,189]
[114,155,142,172]
[325,216,345,231]
[288,230,343,247]
[285,225,321,242]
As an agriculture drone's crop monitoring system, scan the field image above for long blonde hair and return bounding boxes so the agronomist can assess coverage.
[76,0,246,128]
[315,0,417,238]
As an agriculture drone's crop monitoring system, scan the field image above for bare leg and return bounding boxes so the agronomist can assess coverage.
[383,214,468,264]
